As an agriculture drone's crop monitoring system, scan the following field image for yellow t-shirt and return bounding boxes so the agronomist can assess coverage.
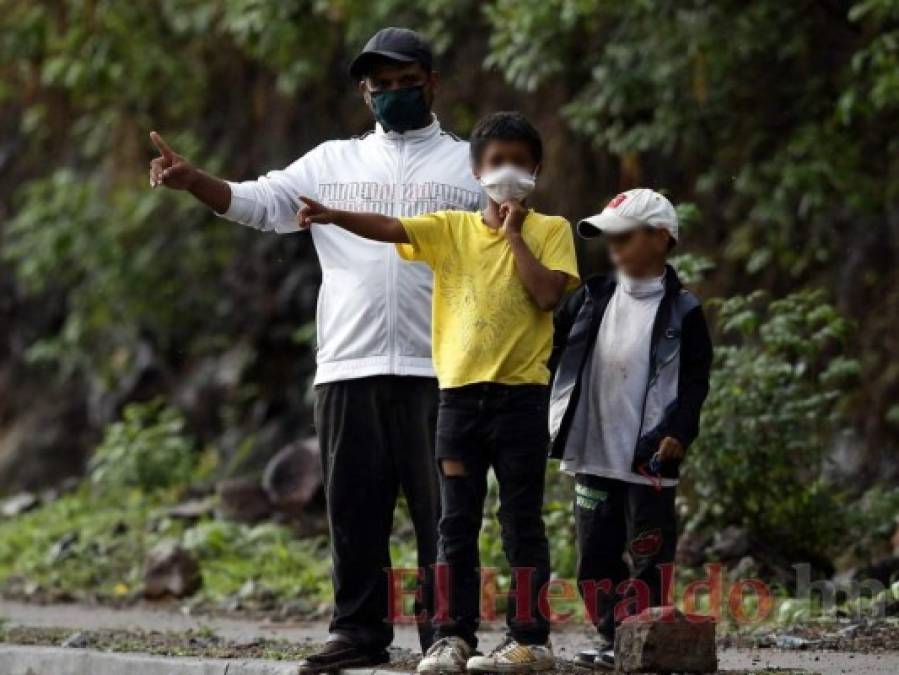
[397,210,580,389]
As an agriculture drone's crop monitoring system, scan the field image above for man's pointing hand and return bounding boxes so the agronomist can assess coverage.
[297,196,335,229]
[149,131,197,190]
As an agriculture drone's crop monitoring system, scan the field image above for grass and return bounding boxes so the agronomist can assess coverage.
[0,485,334,608]
[0,479,895,638]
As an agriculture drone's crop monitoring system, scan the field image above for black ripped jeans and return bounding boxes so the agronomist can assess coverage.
[432,383,551,648]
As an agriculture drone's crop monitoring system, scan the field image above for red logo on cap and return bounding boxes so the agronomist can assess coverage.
[608,193,628,208]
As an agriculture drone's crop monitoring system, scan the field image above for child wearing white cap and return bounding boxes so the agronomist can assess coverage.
[548,188,713,669]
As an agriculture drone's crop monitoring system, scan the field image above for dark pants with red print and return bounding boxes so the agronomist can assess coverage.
[574,474,677,642]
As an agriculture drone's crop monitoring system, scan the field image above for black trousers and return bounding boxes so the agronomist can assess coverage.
[433,383,551,648]
[315,375,440,652]
[574,474,677,641]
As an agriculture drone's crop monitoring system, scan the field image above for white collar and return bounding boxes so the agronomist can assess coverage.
[618,272,665,298]
[374,114,441,143]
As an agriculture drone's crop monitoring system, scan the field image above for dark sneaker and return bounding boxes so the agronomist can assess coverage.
[298,640,389,673]
[573,642,614,670]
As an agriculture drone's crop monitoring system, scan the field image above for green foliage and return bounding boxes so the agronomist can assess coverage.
[684,290,861,561]
[89,400,196,492]
[485,0,899,279]
[0,483,335,605]
[2,0,895,445]
[844,486,899,564]
[0,0,895,597]
[670,252,715,286]
[182,520,331,602]
[3,169,236,383]
[0,486,169,600]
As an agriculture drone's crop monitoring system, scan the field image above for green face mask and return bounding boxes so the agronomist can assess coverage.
[370,86,430,133]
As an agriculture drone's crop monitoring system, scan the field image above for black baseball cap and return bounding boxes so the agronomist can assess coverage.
[349,27,434,79]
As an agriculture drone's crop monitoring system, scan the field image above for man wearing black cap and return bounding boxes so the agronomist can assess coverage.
[148,27,482,672]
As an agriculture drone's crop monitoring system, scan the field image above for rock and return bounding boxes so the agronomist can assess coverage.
[614,606,717,673]
[143,539,202,599]
[237,578,277,609]
[215,477,272,524]
[675,530,709,567]
[754,632,776,648]
[279,598,314,619]
[0,492,39,517]
[775,634,820,650]
[837,624,861,639]
[707,525,751,561]
[262,439,323,516]
[165,496,216,521]
[61,631,89,649]
[219,595,242,612]
[39,487,59,503]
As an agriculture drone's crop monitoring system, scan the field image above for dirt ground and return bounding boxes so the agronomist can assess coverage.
[1,599,898,674]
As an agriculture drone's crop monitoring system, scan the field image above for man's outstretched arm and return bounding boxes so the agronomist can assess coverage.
[149,131,231,214]
[297,197,410,243]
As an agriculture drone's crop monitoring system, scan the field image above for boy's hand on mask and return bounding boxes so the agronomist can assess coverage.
[500,200,528,237]
[658,436,684,462]
[297,196,334,229]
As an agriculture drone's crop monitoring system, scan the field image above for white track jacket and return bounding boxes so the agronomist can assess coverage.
[221,117,482,385]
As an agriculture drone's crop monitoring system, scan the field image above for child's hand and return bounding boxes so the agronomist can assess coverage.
[499,200,528,237]
[297,196,335,229]
[658,436,684,462]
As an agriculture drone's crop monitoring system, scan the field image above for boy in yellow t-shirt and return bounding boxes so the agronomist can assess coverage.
[298,112,579,673]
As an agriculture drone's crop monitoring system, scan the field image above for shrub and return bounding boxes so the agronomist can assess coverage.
[89,400,196,492]
[684,290,860,563]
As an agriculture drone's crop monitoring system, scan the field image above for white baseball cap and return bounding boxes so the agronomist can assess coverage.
[578,188,679,242]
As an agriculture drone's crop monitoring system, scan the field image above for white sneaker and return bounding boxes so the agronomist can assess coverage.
[418,636,475,673]
[466,637,555,672]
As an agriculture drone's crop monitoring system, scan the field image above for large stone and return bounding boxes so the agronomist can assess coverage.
[615,606,717,673]
[261,439,322,516]
[215,477,272,524]
[143,540,202,599]
[165,496,216,521]
[0,492,39,518]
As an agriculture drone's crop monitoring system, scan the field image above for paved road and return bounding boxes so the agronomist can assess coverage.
[2,599,899,674]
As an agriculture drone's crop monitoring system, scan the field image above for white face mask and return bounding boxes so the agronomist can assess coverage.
[478,165,537,204]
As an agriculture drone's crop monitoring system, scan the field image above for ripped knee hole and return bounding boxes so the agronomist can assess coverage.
[440,458,467,477]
